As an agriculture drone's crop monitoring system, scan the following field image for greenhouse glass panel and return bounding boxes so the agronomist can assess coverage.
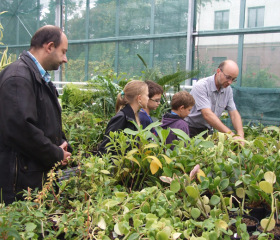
[119,0,151,36]
[64,0,88,40]
[245,0,280,28]
[196,0,240,32]
[194,35,238,79]
[64,43,87,82]
[0,0,55,46]
[118,40,150,77]
[88,42,116,73]
[241,33,280,88]
[154,0,188,34]
[153,37,187,75]
[88,0,116,38]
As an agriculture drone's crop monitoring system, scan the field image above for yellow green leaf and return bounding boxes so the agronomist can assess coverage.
[264,171,276,184]
[100,170,110,175]
[144,143,159,149]
[126,156,140,167]
[160,154,172,164]
[261,218,275,231]
[236,188,245,199]
[215,219,228,230]
[150,159,162,174]
[197,169,206,183]
[126,149,138,157]
[259,181,273,194]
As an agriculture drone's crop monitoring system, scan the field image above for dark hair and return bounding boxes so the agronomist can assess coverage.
[218,61,226,71]
[115,80,148,112]
[30,25,63,49]
[145,80,163,98]
[171,91,195,110]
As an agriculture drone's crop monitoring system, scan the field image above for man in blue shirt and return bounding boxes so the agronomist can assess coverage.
[0,25,72,204]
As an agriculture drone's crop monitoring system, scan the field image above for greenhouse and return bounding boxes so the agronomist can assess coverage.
[0,0,280,239]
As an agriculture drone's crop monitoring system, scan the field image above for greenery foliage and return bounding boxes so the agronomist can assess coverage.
[2,119,280,239]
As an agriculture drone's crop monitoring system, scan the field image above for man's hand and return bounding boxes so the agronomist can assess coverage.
[59,141,71,166]
[233,135,245,146]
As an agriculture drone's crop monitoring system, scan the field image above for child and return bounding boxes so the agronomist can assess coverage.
[139,80,163,129]
[98,80,149,154]
[161,91,195,145]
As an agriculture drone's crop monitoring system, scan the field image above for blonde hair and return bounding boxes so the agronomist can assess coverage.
[115,80,147,113]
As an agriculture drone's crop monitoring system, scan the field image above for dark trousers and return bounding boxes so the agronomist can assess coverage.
[189,126,213,138]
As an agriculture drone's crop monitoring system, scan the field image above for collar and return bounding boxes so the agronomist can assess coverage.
[27,51,51,83]
[121,104,137,121]
[171,111,178,116]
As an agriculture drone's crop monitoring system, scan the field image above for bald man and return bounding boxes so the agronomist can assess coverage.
[186,60,244,140]
[0,25,72,204]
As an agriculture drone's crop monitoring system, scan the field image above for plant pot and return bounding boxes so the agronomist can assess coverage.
[245,204,268,221]
[230,215,259,239]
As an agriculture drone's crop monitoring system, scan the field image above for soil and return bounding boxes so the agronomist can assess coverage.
[229,215,259,239]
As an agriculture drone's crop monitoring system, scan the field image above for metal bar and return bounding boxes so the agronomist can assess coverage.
[237,0,246,87]
[114,0,120,74]
[186,0,194,75]
[84,0,90,81]
[54,0,62,82]
[149,0,155,68]
[195,26,280,37]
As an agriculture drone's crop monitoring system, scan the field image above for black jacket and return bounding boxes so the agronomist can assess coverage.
[98,104,137,154]
[0,51,69,204]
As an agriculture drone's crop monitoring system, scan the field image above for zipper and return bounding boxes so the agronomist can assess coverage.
[13,154,18,193]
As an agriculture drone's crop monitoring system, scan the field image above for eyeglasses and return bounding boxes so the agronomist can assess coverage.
[149,98,161,103]
[219,68,237,83]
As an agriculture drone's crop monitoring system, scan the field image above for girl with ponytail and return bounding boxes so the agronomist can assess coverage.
[98,80,149,154]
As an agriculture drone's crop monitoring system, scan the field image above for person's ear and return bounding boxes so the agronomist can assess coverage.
[179,105,185,112]
[45,42,55,53]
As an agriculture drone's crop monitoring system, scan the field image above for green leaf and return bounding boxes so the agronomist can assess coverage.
[104,200,120,208]
[98,217,106,230]
[235,180,243,187]
[201,179,209,189]
[156,231,169,240]
[186,186,199,199]
[171,128,191,142]
[170,180,181,193]
[128,233,140,240]
[115,192,128,198]
[25,222,36,232]
[191,208,201,219]
[209,195,220,206]
[219,179,229,191]
[198,141,215,149]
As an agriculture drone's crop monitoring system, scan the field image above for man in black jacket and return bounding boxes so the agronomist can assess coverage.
[0,25,72,204]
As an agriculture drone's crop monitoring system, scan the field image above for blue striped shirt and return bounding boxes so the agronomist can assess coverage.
[27,51,51,83]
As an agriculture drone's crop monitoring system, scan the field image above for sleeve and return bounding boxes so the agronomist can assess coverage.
[0,76,63,168]
[191,83,212,111]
